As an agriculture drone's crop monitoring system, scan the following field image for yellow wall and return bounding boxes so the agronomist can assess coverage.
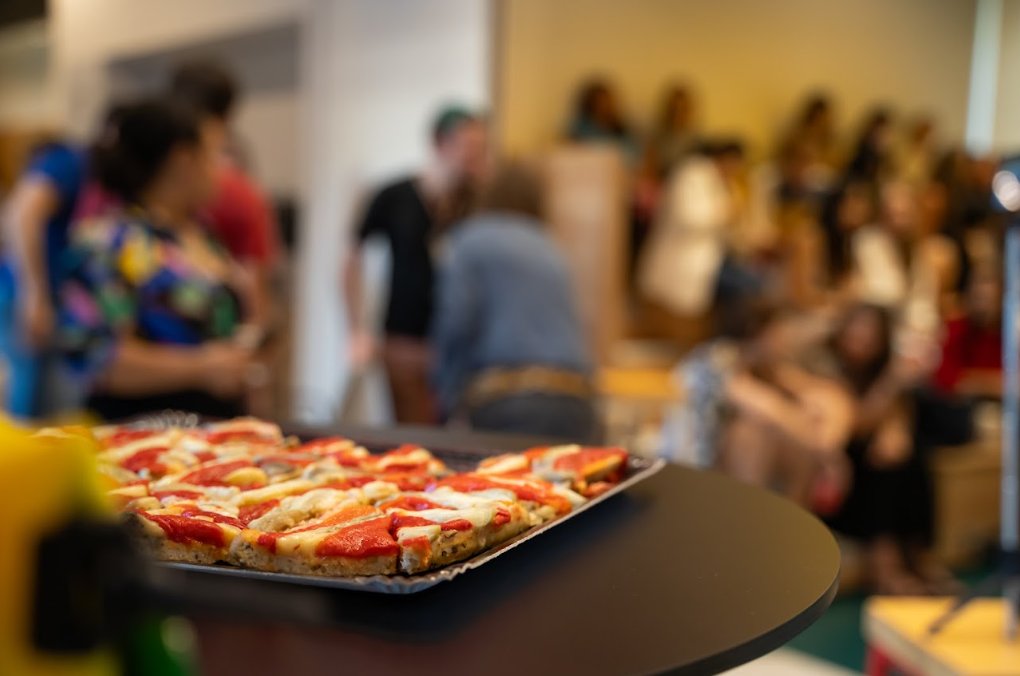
[498,0,976,157]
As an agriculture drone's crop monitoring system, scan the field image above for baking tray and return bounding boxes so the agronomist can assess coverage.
[156,454,665,594]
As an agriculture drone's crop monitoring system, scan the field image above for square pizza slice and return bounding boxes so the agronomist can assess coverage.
[379,487,531,574]
[231,503,399,577]
[478,446,629,496]
[433,473,586,523]
[125,501,246,565]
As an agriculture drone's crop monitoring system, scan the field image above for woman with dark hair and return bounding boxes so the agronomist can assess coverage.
[825,303,962,594]
[566,79,636,158]
[846,108,894,182]
[819,179,876,290]
[432,162,597,442]
[58,98,255,420]
[645,84,699,179]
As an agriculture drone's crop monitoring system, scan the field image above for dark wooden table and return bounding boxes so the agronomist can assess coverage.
[184,428,839,675]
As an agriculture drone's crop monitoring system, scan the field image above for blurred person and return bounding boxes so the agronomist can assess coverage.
[894,115,937,187]
[0,138,87,417]
[850,180,958,336]
[819,179,876,292]
[846,108,894,182]
[644,83,700,179]
[752,137,830,310]
[639,140,745,318]
[59,98,255,421]
[345,106,487,424]
[822,303,962,594]
[77,60,281,333]
[661,298,853,506]
[737,142,810,267]
[633,84,699,271]
[932,149,997,280]
[172,60,280,333]
[433,162,597,442]
[781,93,839,192]
[565,79,637,159]
[932,269,1003,398]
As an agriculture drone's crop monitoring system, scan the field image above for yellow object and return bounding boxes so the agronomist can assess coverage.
[0,420,117,676]
[597,367,680,402]
[864,596,1020,675]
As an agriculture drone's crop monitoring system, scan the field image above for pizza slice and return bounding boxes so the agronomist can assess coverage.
[125,501,245,565]
[359,444,448,476]
[379,487,531,574]
[231,503,399,576]
[292,437,369,466]
[202,417,285,445]
[434,473,586,523]
[152,456,269,491]
[479,446,629,496]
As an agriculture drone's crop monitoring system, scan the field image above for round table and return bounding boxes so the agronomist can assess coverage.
[190,463,840,675]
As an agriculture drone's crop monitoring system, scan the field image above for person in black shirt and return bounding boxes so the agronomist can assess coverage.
[344,107,488,423]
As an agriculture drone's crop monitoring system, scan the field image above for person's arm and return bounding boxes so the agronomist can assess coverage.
[725,370,847,456]
[97,338,249,400]
[932,319,967,394]
[785,219,825,309]
[854,363,918,434]
[0,176,59,346]
[773,364,855,456]
[342,246,376,368]
[957,368,1003,398]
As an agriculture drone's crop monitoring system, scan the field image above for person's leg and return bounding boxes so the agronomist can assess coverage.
[0,305,43,418]
[852,446,929,595]
[469,393,600,443]
[381,336,436,424]
[775,438,820,508]
[718,414,781,490]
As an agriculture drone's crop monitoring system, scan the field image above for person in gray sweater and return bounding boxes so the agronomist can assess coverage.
[432,162,598,443]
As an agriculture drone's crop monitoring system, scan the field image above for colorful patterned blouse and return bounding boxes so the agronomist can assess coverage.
[59,209,242,381]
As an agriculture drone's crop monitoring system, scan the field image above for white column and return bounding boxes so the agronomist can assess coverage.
[292,0,492,423]
[966,0,1003,155]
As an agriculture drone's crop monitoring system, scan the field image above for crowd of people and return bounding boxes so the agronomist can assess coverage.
[605,79,1004,595]
[0,59,280,422]
[0,64,1008,595]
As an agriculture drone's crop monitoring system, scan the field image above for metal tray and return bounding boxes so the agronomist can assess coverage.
[157,454,665,594]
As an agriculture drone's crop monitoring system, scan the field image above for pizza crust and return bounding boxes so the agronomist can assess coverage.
[230,538,397,577]
[123,512,230,565]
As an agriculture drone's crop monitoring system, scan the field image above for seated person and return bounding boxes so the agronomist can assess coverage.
[822,303,962,594]
[59,98,255,421]
[932,269,1002,399]
[432,162,598,442]
[663,298,853,508]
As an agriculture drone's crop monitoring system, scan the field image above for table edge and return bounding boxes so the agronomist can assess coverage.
[658,521,842,675]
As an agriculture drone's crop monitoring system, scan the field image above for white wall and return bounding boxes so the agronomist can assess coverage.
[293,0,491,422]
[499,0,976,156]
[235,92,301,198]
[49,0,309,140]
